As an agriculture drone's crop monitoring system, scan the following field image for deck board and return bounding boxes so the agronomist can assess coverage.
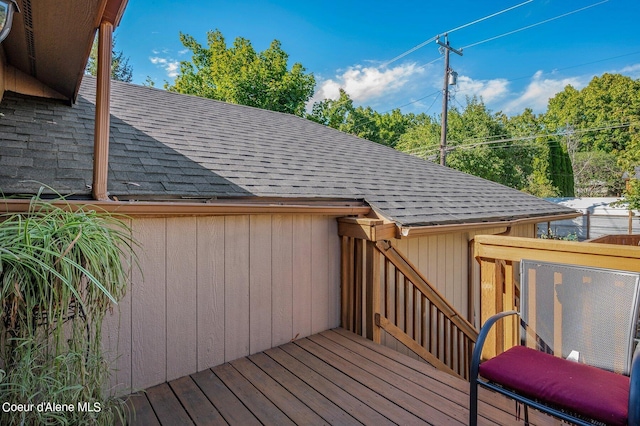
[329,328,559,426]
[248,352,361,425]
[307,333,469,424]
[145,382,193,425]
[190,369,259,426]
[230,356,327,425]
[125,328,560,425]
[265,346,395,425]
[168,376,227,426]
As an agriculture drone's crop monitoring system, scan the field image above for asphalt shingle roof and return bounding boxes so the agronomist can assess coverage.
[0,77,576,226]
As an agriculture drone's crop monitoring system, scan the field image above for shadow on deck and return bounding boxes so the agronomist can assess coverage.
[125,328,558,425]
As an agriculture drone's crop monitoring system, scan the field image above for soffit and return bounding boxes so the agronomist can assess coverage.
[2,0,127,102]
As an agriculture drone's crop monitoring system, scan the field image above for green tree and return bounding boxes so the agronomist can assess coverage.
[548,139,575,196]
[343,107,416,148]
[86,36,133,82]
[544,73,640,179]
[614,178,640,213]
[168,30,315,116]
[395,115,439,159]
[619,136,640,173]
[502,109,560,197]
[309,90,421,147]
[307,88,354,128]
[399,97,530,188]
[580,74,640,153]
[572,151,624,196]
[395,97,574,196]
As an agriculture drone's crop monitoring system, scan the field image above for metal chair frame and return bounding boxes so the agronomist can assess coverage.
[469,260,640,426]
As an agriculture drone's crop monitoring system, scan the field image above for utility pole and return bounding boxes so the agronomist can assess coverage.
[436,34,462,166]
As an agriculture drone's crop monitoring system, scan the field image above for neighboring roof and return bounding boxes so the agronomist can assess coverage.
[546,197,628,216]
[0,77,576,226]
[3,0,128,101]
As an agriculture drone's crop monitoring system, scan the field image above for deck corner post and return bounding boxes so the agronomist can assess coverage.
[365,240,382,343]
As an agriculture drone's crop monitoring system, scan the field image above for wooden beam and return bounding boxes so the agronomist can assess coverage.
[366,241,381,343]
[375,240,478,341]
[376,314,460,378]
[475,235,640,272]
[92,20,113,201]
[97,0,129,27]
[337,217,397,241]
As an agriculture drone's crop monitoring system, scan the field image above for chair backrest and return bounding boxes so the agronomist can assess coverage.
[519,259,640,375]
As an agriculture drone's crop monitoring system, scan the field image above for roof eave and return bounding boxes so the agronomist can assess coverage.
[397,212,582,238]
[0,198,371,217]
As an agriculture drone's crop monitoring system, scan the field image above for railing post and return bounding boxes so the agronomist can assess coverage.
[479,259,498,359]
[366,241,381,343]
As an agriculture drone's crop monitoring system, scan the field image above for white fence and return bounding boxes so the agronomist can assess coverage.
[538,211,637,241]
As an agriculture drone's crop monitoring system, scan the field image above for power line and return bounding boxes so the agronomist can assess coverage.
[386,1,622,120]
[381,37,437,68]
[460,121,639,150]
[318,1,631,145]
[380,0,533,68]
[393,90,442,112]
[404,121,640,156]
[445,0,534,35]
[461,0,610,50]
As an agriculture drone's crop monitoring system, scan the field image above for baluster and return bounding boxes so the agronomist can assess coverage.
[405,279,411,337]
[354,239,362,336]
[384,259,390,318]
[395,267,400,327]
[421,295,427,349]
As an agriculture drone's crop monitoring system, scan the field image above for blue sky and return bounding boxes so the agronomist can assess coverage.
[116,0,640,116]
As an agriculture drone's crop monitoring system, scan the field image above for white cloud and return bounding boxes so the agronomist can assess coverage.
[454,75,510,104]
[311,63,426,106]
[500,70,585,114]
[150,56,180,78]
[614,63,640,79]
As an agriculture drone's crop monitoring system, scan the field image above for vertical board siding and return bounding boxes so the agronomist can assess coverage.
[224,216,251,362]
[250,215,274,354]
[166,217,198,381]
[272,215,294,347]
[131,218,167,390]
[292,216,313,339]
[102,218,133,394]
[110,214,341,392]
[196,217,226,370]
[311,217,332,334]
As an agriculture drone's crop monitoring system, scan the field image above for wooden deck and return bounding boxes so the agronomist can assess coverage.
[125,328,559,425]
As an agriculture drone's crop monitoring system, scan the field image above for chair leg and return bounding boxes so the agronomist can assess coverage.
[469,376,479,426]
[524,404,529,426]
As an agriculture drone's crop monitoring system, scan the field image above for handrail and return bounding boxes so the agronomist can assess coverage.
[340,233,478,379]
[375,313,459,377]
[375,240,478,342]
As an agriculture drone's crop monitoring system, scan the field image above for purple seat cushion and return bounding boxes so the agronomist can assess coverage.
[479,345,629,426]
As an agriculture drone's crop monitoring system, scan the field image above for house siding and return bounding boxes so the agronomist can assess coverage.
[103,214,341,393]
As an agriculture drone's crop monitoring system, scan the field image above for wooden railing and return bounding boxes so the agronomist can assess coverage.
[338,218,478,380]
[587,233,640,246]
[474,234,640,359]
